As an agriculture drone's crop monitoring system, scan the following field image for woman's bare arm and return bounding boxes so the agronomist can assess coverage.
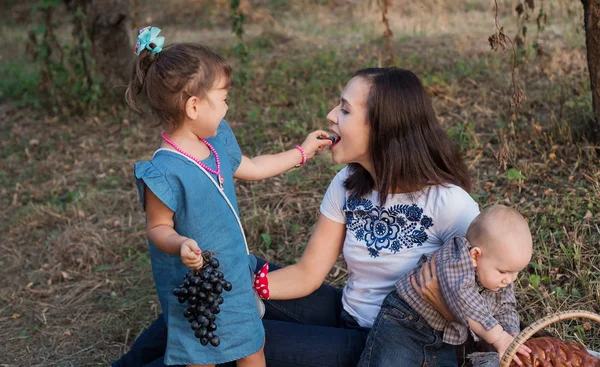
[267,214,346,300]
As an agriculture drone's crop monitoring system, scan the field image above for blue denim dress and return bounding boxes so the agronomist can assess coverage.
[134,120,264,365]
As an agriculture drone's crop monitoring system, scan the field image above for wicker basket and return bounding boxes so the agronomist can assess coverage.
[499,310,600,367]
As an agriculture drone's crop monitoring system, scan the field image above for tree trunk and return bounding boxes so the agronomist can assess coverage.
[65,0,133,94]
[582,0,600,141]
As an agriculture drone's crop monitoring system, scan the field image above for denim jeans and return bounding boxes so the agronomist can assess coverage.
[112,258,370,367]
[357,291,457,367]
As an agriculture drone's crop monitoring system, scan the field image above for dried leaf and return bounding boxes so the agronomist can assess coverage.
[510,88,526,108]
[525,0,535,10]
[516,3,524,16]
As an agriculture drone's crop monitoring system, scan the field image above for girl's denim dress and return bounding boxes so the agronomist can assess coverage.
[134,120,264,365]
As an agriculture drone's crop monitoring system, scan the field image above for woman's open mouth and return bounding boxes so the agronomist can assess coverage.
[328,133,340,149]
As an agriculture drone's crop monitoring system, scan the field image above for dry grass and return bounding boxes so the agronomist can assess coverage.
[0,0,598,365]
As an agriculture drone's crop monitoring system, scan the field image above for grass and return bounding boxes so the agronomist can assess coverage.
[0,1,598,365]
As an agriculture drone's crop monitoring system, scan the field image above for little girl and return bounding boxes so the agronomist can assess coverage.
[126,27,331,367]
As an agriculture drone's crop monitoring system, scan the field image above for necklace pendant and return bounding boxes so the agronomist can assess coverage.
[218,174,224,189]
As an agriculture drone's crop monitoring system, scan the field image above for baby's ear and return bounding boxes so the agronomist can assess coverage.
[469,247,481,267]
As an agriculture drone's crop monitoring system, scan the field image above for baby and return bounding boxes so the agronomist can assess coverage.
[358,205,533,367]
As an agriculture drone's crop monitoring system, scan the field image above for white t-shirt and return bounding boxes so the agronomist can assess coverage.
[320,167,480,328]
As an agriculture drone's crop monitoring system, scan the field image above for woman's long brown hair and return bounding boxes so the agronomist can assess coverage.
[344,68,471,206]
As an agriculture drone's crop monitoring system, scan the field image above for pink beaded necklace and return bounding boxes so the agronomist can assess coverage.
[161,132,224,189]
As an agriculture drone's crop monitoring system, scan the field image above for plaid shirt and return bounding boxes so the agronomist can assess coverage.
[395,236,520,345]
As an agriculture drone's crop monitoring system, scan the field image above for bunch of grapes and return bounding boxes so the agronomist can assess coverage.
[172,253,232,347]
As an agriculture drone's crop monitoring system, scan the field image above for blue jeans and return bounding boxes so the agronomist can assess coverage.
[112,258,369,367]
[358,291,457,367]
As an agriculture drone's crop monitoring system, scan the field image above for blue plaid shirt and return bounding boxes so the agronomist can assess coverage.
[395,236,520,345]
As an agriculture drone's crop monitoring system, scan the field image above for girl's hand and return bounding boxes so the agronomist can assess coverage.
[180,238,203,269]
[300,130,333,160]
[410,253,455,321]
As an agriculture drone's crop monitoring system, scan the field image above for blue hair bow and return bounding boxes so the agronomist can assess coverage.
[134,26,165,56]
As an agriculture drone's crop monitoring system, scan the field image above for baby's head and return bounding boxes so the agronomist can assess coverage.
[126,32,232,134]
[466,205,532,291]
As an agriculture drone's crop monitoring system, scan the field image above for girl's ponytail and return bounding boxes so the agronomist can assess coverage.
[125,48,157,114]
[125,26,165,115]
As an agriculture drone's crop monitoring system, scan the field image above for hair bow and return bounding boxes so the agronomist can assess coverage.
[134,26,165,56]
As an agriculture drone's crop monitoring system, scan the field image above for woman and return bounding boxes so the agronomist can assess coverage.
[114,68,480,367]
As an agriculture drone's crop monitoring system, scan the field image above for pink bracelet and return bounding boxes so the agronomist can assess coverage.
[295,145,307,165]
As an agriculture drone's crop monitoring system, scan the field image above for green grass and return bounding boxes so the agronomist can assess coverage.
[0,59,40,106]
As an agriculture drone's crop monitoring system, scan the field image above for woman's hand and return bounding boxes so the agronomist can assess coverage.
[180,238,203,269]
[300,130,333,160]
[410,253,455,321]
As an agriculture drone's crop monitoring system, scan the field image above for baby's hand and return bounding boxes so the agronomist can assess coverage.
[180,238,203,269]
[494,332,531,366]
[300,130,333,160]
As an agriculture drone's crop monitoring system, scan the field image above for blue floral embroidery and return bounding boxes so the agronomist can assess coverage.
[344,198,434,257]
[355,228,365,241]
[368,247,379,258]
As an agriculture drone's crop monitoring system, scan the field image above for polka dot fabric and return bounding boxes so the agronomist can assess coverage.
[253,262,270,299]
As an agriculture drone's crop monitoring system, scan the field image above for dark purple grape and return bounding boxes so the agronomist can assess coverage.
[197,315,209,327]
[176,258,228,347]
[192,276,201,286]
[209,336,220,347]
